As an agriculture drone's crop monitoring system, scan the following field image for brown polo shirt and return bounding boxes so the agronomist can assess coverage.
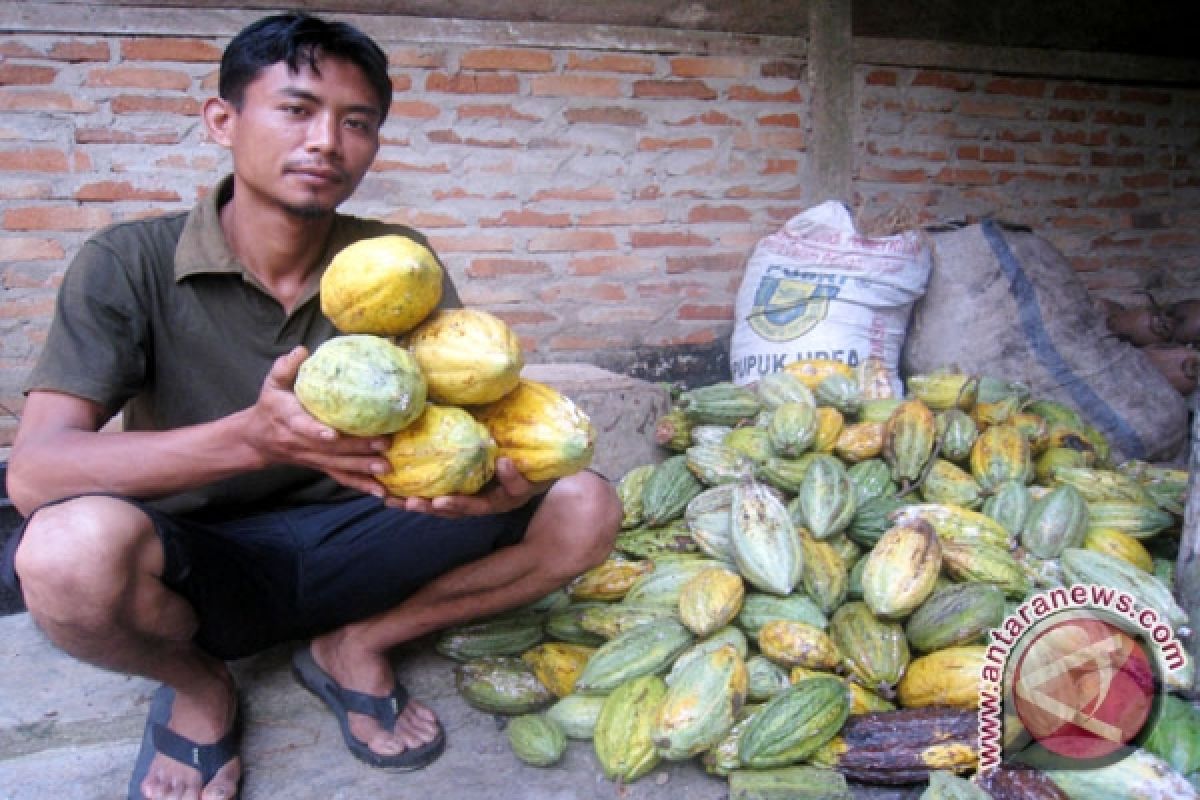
[25,175,461,514]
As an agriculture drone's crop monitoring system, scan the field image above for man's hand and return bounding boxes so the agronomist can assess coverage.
[387,457,552,518]
[244,346,391,497]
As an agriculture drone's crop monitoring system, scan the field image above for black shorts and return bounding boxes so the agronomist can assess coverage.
[3,494,538,661]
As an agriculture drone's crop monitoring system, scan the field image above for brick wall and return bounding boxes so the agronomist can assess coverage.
[1,8,1198,449]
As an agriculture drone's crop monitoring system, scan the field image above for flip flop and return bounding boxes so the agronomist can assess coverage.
[127,684,242,800]
[291,645,446,771]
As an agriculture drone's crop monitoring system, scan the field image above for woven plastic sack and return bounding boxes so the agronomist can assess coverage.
[730,201,931,396]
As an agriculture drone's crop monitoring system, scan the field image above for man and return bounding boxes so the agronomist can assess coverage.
[2,13,620,800]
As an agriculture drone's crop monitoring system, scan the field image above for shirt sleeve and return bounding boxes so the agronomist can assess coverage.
[24,234,149,416]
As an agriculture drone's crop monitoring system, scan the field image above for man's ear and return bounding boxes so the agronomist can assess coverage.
[203,96,236,147]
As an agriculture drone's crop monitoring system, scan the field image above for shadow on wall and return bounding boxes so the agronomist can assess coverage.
[0,463,26,616]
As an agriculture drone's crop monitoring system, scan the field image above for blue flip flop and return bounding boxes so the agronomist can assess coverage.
[291,645,446,771]
[127,685,242,800]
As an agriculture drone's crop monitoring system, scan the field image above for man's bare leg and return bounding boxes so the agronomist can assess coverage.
[14,496,240,800]
[307,470,620,758]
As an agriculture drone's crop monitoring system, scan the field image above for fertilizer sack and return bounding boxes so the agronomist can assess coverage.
[730,201,931,395]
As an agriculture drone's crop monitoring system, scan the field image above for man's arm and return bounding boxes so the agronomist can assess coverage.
[7,347,391,515]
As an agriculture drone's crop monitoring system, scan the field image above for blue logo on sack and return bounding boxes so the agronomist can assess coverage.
[746,264,844,343]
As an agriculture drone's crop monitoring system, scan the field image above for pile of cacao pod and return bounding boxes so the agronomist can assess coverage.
[294,235,596,495]
[438,358,1198,799]
[1104,295,1200,396]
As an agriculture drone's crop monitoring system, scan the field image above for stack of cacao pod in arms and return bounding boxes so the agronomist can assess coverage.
[436,358,1199,799]
[293,235,595,495]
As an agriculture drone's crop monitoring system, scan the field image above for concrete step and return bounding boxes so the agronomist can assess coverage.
[0,613,922,799]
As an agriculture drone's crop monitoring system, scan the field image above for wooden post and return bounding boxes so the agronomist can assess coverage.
[1179,391,1200,696]
[807,0,854,205]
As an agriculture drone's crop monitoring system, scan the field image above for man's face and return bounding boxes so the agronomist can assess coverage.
[216,55,383,218]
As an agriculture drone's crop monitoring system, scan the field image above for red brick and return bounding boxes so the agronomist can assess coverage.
[121,38,221,62]
[493,310,558,326]
[549,334,624,350]
[762,159,799,175]
[911,71,974,91]
[959,98,1023,119]
[461,48,554,72]
[480,210,571,228]
[427,233,514,252]
[1151,231,1200,247]
[761,60,804,80]
[1092,192,1141,209]
[564,107,646,126]
[1053,84,1108,101]
[528,230,617,252]
[153,153,221,171]
[389,100,440,119]
[531,75,621,98]
[985,78,1046,98]
[568,254,655,276]
[388,48,444,68]
[665,253,745,273]
[865,70,897,86]
[425,72,519,94]
[566,53,655,74]
[1093,109,1146,126]
[738,130,804,150]
[457,104,541,122]
[86,67,191,91]
[76,127,182,145]
[465,258,552,279]
[47,41,110,62]
[380,209,466,228]
[389,75,413,93]
[631,230,712,248]
[0,148,70,172]
[1121,172,1170,189]
[633,79,717,101]
[578,208,666,226]
[74,181,180,202]
[1025,148,1082,167]
[5,205,112,230]
[726,185,804,200]
[727,85,802,102]
[756,112,800,128]
[997,128,1043,143]
[1048,107,1088,122]
[0,237,65,260]
[0,90,95,113]
[531,186,616,202]
[677,303,734,321]
[670,56,750,79]
[579,306,660,324]
[858,165,928,183]
[0,42,40,58]
[932,167,992,185]
[0,64,58,85]
[672,110,741,127]
[1120,89,1172,105]
[687,205,751,224]
[638,136,714,152]
[372,158,451,173]
[426,129,519,149]
[111,94,201,115]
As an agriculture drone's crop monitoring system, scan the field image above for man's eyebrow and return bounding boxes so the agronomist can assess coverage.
[277,87,381,118]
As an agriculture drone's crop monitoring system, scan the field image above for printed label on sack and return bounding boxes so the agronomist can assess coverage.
[745,265,845,343]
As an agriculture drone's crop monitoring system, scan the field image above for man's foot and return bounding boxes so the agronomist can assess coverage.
[293,637,444,770]
[129,680,242,800]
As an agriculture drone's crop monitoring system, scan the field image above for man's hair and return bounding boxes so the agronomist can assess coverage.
[219,12,392,122]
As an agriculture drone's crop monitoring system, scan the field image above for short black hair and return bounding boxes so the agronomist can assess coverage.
[219,12,392,122]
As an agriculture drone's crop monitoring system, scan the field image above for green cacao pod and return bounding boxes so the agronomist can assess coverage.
[653,643,747,759]
[861,521,942,619]
[436,612,544,661]
[883,399,937,486]
[593,674,667,783]
[798,528,849,615]
[756,453,819,494]
[1085,500,1175,539]
[624,557,726,608]
[613,519,698,560]
[829,601,910,698]
[936,408,979,463]
[640,454,705,526]
[724,426,776,465]
[905,582,1007,653]
[745,654,792,702]
[847,458,896,505]
[1060,548,1188,629]
[791,454,857,539]
[678,382,763,426]
[616,463,656,529]
[666,625,749,685]
[654,407,693,451]
[940,541,1030,599]
[455,656,555,714]
[728,766,852,800]
[737,674,850,768]
[542,602,608,646]
[506,713,567,767]
[982,479,1033,538]
[686,442,756,485]
[766,401,818,458]
[920,459,983,509]
[1020,483,1088,558]
[736,592,828,639]
[814,373,862,416]
[919,770,991,800]
[731,480,803,596]
[574,617,694,693]
[754,370,817,410]
[544,693,606,740]
[684,483,738,563]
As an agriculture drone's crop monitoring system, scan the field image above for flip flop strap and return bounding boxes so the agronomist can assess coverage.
[151,718,240,783]
[329,681,410,730]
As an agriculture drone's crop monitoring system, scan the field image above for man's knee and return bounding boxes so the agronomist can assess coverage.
[533,470,621,574]
[14,497,158,614]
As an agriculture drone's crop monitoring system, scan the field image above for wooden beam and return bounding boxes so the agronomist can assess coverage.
[807,0,854,205]
[1180,391,1200,697]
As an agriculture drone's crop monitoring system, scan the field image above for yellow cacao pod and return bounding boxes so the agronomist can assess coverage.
[757,620,842,671]
[969,423,1032,491]
[813,407,845,453]
[883,399,936,485]
[784,358,856,390]
[678,567,745,637]
[834,421,885,463]
[473,379,595,482]
[568,558,654,602]
[861,521,942,620]
[896,646,985,710]
[378,404,496,497]
[294,334,427,436]
[521,642,596,698]
[321,234,443,335]
[407,308,523,405]
[593,674,667,783]
[1083,526,1154,572]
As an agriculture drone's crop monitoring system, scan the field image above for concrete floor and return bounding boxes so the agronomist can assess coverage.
[0,612,922,800]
